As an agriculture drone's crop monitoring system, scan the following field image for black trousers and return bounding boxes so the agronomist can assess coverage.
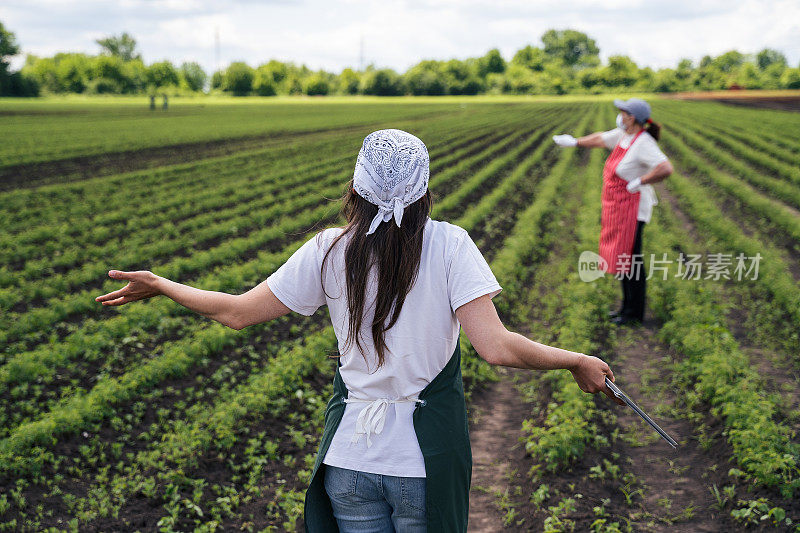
[620,220,646,320]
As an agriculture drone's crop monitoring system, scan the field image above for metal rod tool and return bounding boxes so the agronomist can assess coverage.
[605,377,678,448]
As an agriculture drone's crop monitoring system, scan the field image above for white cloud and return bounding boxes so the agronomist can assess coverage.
[2,0,798,74]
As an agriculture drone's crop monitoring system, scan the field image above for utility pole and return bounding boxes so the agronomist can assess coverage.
[359,34,364,71]
[214,26,221,74]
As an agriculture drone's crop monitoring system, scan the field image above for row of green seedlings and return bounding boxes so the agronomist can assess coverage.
[519,126,617,474]
[0,116,542,354]
[674,111,798,166]
[0,109,587,527]
[0,131,343,231]
[2,327,336,532]
[660,122,800,249]
[2,102,550,229]
[659,109,800,359]
[0,116,539,320]
[0,100,477,169]
[0,107,529,261]
[0,108,562,344]
[0,115,553,412]
[661,110,800,199]
[448,117,586,398]
[667,122,800,211]
[653,100,800,154]
[451,109,589,395]
[0,109,578,472]
[648,173,800,497]
[657,122,800,355]
[514,113,635,532]
[0,109,537,280]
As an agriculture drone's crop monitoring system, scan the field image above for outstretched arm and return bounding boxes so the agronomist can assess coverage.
[553,131,606,149]
[576,131,607,148]
[455,293,623,404]
[95,270,291,330]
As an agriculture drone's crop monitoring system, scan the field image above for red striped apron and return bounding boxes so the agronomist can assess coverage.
[599,129,645,275]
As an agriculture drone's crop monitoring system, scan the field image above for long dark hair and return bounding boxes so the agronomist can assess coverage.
[320,181,432,371]
[643,118,661,141]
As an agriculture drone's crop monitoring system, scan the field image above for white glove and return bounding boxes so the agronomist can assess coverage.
[552,134,578,147]
[626,177,642,193]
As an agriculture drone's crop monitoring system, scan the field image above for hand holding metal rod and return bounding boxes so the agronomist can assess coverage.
[605,377,678,448]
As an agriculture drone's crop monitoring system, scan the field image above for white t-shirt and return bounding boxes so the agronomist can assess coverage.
[600,128,668,223]
[266,217,502,477]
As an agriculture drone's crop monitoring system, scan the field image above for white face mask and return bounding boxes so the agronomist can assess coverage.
[616,113,625,130]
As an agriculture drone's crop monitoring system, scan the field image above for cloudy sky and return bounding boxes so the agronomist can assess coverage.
[2,0,799,74]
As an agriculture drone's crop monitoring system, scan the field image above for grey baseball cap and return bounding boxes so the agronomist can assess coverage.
[614,98,651,124]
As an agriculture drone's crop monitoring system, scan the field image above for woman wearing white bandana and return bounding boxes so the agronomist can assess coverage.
[97,128,621,532]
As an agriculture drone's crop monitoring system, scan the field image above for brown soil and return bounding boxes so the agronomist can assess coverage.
[714,98,800,112]
[467,367,541,531]
[599,323,727,531]
[665,91,800,112]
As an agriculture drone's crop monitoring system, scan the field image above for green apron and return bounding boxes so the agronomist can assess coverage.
[304,338,471,532]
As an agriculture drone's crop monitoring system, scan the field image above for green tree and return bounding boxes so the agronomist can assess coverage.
[336,68,360,95]
[360,68,404,96]
[511,45,547,71]
[0,20,23,95]
[541,29,599,68]
[55,53,91,93]
[502,64,537,94]
[0,20,20,77]
[477,48,505,77]
[222,61,254,96]
[122,58,147,93]
[210,69,224,90]
[735,62,763,89]
[577,66,602,91]
[404,60,446,95]
[675,58,693,83]
[600,55,639,87]
[304,73,330,95]
[179,61,207,92]
[95,32,140,61]
[712,50,745,73]
[761,62,786,89]
[756,48,787,70]
[253,65,277,96]
[780,68,800,89]
[443,59,482,95]
[146,60,179,89]
[21,55,56,93]
[651,68,681,92]
[89,54,128,93]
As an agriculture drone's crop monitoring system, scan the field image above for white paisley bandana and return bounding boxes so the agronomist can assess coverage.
[352,129,430,235]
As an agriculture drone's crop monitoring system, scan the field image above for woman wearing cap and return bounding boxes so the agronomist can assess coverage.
[553,98,673,326]
[96,129,623,532]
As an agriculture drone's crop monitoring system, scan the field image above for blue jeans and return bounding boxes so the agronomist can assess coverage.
[323,464,426,532]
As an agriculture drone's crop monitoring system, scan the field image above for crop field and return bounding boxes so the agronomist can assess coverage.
[1,96,799,532]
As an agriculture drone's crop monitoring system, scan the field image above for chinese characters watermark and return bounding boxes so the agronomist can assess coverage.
[578,251,761,282]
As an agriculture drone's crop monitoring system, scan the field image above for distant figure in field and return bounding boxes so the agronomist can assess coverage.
[96,129,622,532]
[553,98,673,326]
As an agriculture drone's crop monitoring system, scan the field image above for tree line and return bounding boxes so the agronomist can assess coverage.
[1,22,798,98]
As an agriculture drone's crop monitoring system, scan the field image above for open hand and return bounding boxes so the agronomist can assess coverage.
[570,354,625,405]
[552,134,578,147]
[95,270,162,307]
